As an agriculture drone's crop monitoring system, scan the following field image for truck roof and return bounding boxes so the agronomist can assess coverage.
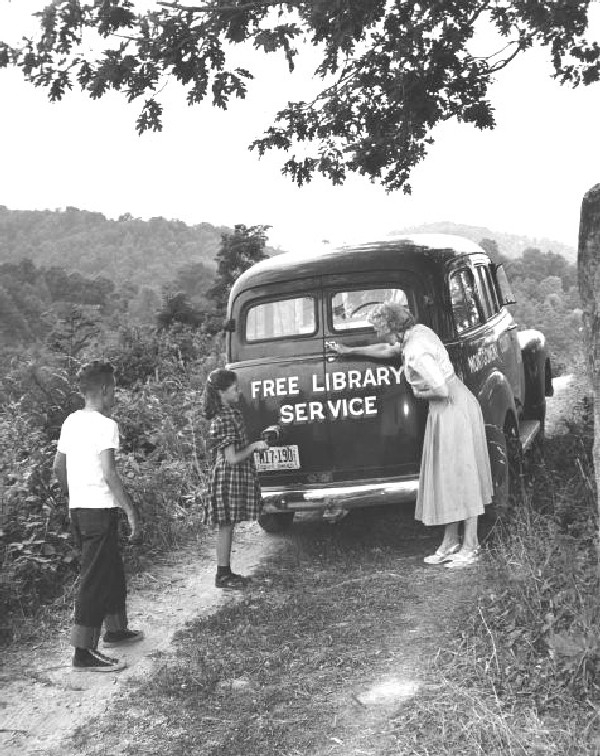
[230,234,486,297]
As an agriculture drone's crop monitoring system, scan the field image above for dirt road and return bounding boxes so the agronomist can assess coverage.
[0,373,584,756]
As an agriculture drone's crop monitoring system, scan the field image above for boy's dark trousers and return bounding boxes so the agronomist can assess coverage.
[70,508,128,649]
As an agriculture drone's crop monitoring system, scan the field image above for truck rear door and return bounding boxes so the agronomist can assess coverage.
[229,278,331,487]
[320,274,427,482]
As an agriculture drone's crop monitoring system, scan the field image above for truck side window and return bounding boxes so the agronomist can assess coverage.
[330,287,411,332]
[481,265,500,313]
[449,269,483,334]
[474,265,497,319]
[245,296,316,341]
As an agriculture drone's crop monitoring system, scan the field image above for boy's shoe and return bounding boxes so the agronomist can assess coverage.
[423,543,461,565]
[445,549,480,568]
[102,629,145,647]
[94,650,120,664]
[215,572,249,590]
[72,649,126,673]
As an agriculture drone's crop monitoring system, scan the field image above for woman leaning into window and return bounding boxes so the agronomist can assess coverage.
[328,302,493,567]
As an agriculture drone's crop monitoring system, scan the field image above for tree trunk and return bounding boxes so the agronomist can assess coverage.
[578,184,600,558]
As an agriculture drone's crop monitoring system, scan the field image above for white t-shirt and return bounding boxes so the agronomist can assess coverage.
[57,410,120,509]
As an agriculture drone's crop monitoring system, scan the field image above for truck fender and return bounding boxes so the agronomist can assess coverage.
[518,329,552,415]
[476,369,517,431]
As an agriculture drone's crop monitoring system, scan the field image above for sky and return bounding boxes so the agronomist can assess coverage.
[1,1,599,255]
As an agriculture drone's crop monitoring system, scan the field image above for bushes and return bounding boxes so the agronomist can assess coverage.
[450,406,600,749]
[0,404,73,637]
[0,326,222,642]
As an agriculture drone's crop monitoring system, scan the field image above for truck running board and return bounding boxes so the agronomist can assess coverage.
[519,420,541,451]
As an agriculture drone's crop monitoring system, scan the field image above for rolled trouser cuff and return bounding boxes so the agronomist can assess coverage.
[71,624,101,649]
[104,609,127,633]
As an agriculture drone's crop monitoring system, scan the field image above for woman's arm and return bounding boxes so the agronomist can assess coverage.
[224,440,268,465]
[412,384,449,399]
[410,353,449,399]
[327,341,402,359]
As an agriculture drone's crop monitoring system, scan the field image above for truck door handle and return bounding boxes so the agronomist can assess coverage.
[507,324,517,331]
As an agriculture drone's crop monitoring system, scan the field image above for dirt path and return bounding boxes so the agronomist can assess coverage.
[0,525,284,756]
[0,374,584,756]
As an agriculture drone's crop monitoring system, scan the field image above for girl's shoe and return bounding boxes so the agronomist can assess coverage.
[215,572,249,590]
[445,549,479,568]
[423,543,460,565]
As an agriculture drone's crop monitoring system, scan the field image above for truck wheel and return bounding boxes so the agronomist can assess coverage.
[258,512,294,533]
[505,421,524,499]
[487,422,523,514]
[488,428,509,513]
[525,403,546,464]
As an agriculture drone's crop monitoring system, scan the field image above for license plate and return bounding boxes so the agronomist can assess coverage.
[254,445,300,472]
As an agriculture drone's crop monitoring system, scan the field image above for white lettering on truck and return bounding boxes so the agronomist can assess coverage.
[253,367,402,425]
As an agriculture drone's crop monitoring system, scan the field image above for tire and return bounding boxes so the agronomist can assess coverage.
[504,420,524,499]
[524,402,546,464]
[487,426,509,513]
[258,512,294,533]
[487,421,523,514]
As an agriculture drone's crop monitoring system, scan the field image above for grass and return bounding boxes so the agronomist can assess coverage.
[60,414,600,756]
[65,508,489,756]
[9,389,600,756]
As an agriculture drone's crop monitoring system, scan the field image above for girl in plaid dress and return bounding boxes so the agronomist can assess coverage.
[204,369,268,589]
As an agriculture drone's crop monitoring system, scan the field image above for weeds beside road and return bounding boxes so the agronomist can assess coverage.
[2,376,599,756]
[60,451,599,756]
[64,508,490,756]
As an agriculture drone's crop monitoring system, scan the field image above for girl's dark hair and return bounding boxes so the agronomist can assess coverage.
[204,368,237,419]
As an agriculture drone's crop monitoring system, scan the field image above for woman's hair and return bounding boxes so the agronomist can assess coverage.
[77,360,115,395]
[204,368,237,419]
[368,302,415,335]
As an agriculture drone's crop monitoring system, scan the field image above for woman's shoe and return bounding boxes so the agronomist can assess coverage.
[423,543,461,565]
[445,549,479,568]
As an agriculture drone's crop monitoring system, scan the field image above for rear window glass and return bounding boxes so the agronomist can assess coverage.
[330,287,411,332]
[245,297,316,341]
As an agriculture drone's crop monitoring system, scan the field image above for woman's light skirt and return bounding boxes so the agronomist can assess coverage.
[415,375,493,526]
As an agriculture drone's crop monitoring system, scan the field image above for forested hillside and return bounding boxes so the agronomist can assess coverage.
[396,220,577,262]
[477,240,581,376]
[0,206,230,286]
[0,208,585,644]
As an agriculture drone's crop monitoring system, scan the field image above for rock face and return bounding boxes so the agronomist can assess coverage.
[578,184,600,521]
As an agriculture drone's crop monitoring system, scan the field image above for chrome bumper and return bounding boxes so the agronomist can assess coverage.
[261,477,419,513]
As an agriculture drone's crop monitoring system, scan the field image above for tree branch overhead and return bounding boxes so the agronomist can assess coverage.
[1,0,598,192]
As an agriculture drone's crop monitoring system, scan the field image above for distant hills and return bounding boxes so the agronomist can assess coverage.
[0,209,577,294]
[0,207,244,288]
[392,221,577,262]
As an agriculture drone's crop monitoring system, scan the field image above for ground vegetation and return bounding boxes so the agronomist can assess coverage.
[53,404,600,756]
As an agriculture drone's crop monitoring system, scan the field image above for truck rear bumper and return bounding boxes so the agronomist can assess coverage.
[261,477,420,513]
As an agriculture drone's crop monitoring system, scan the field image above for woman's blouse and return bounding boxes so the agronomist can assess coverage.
[402,324,454,393]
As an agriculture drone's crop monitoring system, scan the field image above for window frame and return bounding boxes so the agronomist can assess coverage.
[473,264,499,321]
[448,266,485,336]
[243,294,318,344]
[327,285,417,334]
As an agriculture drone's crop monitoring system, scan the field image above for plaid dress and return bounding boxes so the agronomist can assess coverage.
[206,405,262,525]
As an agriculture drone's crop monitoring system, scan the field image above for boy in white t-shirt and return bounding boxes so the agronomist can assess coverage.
[53,361,143,672]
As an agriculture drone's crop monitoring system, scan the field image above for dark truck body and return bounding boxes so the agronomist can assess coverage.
[225,234,552,531]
